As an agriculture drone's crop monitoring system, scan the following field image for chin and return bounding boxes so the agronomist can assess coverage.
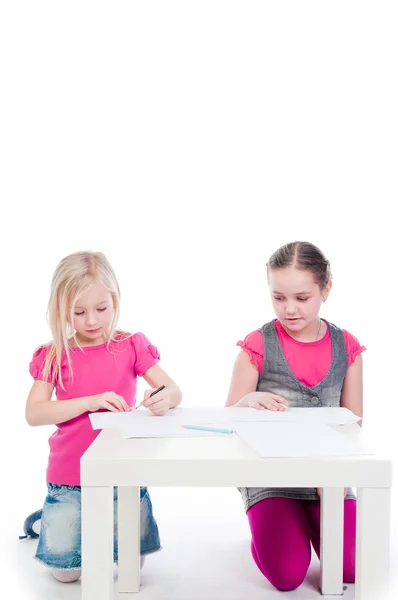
[286,321,307,330]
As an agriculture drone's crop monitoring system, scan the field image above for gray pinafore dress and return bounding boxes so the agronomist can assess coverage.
[239,319,356,512]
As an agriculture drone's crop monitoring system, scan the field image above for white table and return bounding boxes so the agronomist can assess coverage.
[81,424,392,600]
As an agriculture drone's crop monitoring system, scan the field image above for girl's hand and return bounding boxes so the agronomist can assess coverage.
[316,488,348,498]
[141,387,172,416]
[243,392,289,411]
[85,392,130,413]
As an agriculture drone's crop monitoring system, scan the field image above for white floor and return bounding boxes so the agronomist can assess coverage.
[6,485,398,600]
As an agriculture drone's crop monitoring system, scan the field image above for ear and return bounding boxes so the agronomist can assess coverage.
[322,280,332,301]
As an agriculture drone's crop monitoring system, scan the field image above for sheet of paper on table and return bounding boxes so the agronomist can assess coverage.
[234,422,373,458]
[89,406,361,432]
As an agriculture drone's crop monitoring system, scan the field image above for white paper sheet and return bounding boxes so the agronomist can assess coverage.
[234,422,373,458]
[89,406,360,431]
[89,408,183,430]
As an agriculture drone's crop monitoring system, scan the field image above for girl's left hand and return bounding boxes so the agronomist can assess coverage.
[316,488,348,498]
[141,387,172,416]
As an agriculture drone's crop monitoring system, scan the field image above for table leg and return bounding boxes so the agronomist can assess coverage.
[355,487,390,600]
[320,487,344,595]
[81,486,114,600]
[118,486,141,594]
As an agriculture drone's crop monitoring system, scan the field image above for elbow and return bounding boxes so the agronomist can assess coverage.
[170,383,182,407]
[25,414,35,427]
[175,385,183,407]
[25,410,39,427]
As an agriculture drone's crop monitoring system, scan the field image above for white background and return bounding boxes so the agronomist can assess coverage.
[1,2,397,598]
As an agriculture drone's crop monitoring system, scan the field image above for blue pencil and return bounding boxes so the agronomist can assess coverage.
[181,425,234,434]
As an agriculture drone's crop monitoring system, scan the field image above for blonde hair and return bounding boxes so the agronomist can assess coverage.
[43,251,122,389]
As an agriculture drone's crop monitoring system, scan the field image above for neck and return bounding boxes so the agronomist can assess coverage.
[282,318,322,342]
[72,333,108,347]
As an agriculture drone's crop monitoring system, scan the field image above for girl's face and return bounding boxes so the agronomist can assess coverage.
[71,283,114,346]
[268,266,331,335]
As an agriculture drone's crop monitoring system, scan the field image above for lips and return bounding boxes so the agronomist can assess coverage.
[86,328,100,333]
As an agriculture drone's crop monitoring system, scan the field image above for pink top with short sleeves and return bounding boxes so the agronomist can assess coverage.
[237,320,365,387]
[29,332,160,485]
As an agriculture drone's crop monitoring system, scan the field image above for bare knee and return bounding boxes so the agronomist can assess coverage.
[52,569,81,583]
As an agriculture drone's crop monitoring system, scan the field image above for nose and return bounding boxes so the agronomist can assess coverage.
[86,311,99,327]
[285,300,297,316]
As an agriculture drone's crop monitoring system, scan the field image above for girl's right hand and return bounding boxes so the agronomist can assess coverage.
[85,392,130,413]
[243,392,289,411]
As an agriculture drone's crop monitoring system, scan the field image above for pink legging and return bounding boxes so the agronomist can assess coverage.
[247,497,356,591]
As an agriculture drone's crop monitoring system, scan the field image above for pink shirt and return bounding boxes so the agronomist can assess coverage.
[237,320,366,387]
[29,332,160,485]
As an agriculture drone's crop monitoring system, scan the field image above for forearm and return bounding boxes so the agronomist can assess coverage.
[26,397,89,426]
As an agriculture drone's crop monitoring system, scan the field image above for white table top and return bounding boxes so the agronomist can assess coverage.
[81,424,392,488]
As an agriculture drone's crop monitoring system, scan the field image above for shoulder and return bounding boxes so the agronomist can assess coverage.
[238,321,276,353]
[30,342,53,361]
[328,321,363,348]
[238,329,263,348]
[125,332,161,375]
[29,342,54,380]
[324,320,343,334]
[259,319,277,336]
[327,323,366,366]
[341,328,361,345]
[342,329,366,358]
[323,320,347,342]
[126,332,161,360]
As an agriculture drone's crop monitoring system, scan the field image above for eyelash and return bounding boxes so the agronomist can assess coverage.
[74,308,107,316]
[274,297,308,302]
